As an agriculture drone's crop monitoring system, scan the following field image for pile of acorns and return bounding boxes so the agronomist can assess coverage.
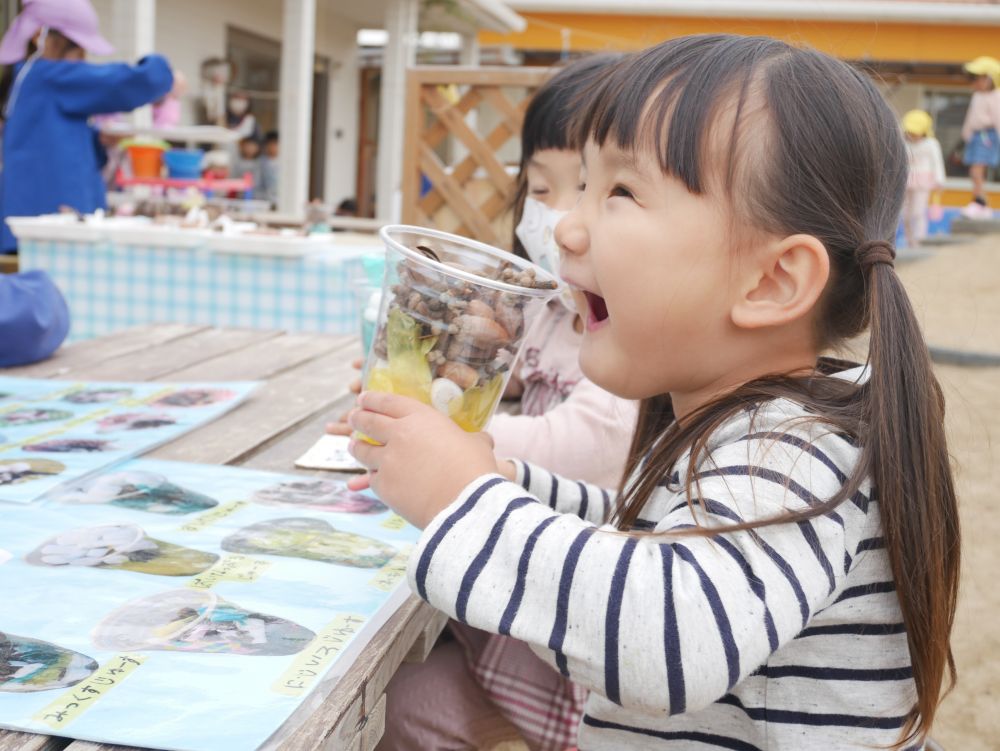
[372,246,557,393]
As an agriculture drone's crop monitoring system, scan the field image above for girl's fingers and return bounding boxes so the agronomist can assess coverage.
[325,421,352,436]
[348,437,381,469]
[346,472,372,491]
[357,390,424,418]
[347,407,395,445]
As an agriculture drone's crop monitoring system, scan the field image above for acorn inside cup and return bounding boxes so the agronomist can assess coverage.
[358,226,564,441]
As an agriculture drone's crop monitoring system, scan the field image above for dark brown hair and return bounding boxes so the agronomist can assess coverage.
[577,35,959,746]
[45,30,81,60]
[510,54,622,257]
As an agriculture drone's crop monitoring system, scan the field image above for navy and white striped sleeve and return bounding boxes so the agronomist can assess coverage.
[512,459,614,525]
[407,419,874,717]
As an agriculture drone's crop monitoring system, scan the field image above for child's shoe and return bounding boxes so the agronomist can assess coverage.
[961,201,994,219]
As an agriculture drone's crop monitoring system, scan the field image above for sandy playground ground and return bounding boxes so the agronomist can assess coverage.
[891,234,1000,750]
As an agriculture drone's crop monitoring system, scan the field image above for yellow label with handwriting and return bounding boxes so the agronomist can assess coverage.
[187,554,270,589]
[271,614,367,696]
[34,654,146,730]
[380,513,408,531]
[119,387,174,408]
[37,383,84,402]
[0,408,111,451]
[179,501,248,532]
[55,407,111,430]
[367,547,412,592]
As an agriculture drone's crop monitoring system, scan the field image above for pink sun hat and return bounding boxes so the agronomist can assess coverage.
[0,0,114,64]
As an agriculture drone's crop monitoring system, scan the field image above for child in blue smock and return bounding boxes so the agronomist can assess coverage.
[0,0,173,252]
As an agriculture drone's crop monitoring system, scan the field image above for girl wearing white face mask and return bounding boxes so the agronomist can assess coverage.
[377,54,637,751]
[225,92,260,141]
[489,56,638,489]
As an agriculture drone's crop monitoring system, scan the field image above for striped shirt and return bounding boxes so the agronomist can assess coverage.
[408,398,921,750]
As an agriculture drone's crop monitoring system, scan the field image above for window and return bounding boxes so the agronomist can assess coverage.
[923,88,998,181]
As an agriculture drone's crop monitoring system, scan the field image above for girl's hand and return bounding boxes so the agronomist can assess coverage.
[347,391,506,528]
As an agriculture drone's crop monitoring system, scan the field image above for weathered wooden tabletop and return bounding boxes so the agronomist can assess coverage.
[0,325,448,751]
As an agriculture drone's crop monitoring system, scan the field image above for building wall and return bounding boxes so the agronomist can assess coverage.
[92,0,361,205]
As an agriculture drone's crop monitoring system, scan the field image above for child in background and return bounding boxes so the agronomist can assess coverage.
[201,149,230,181]
[224,90,260,141]
[901,109,945,247]
[960,56,1000,219]
[492,53,635,490]
[0,0,173,253]
[350,35,960,750]
[259,130,279,205]
[365,56,637,751]
[231,136,263,196]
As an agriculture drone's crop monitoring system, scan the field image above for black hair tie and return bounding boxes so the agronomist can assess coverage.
[856,240,896,271]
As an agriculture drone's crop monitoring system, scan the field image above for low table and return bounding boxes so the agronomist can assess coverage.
[11,218,381,342]
[0,324,448,751]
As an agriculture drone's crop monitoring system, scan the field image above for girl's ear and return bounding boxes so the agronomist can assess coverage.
[731,234,830,330]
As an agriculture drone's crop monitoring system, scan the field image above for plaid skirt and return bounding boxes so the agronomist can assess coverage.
[451,623,587,751]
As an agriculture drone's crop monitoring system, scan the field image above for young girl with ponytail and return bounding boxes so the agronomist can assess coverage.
[350,34,960,750]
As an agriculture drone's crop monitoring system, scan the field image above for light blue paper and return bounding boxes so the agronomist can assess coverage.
[0,459,421,751]
[0,378,258,504]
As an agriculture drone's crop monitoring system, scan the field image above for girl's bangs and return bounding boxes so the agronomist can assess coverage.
[576,35,789,195]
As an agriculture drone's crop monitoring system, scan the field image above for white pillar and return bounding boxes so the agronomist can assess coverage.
[324,54,359,208]
[111,0,156,127]
[278,0,316,217]
[459,33,480,66]
[376,0,418,223]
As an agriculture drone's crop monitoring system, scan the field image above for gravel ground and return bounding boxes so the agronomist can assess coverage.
[895,235,1000,751]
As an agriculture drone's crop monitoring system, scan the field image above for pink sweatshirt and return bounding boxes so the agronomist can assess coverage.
[962,89,1000,141]
[487,302,638,488]
[152,96,181,129]
[906,137,945,190]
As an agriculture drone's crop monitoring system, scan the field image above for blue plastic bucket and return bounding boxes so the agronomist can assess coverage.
[164,149,204,179]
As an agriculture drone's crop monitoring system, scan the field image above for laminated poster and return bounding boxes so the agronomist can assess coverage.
[0,377,258,504]
[0,458,420,751]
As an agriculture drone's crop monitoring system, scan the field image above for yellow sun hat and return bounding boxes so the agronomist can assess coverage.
[964,56,1000,87]
[902,109,934,138]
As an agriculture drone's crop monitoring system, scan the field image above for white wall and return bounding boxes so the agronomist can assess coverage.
[92,0,361,205]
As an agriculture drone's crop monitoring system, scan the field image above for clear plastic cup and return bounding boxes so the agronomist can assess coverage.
[351,278,383,357]
[26,523,219,577]
[91,589,314,656]
[361,225,563,434]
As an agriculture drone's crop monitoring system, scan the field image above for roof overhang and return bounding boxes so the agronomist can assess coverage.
[424,0,527,34]
[506,0,1000,26]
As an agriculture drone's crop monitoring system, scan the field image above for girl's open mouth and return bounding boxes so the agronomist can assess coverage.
[584,291,609,331]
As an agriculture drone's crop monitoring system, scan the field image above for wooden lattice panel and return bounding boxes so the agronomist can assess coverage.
[402,66,553,248]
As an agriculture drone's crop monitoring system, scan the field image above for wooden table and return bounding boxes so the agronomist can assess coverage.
[0,325,449,751]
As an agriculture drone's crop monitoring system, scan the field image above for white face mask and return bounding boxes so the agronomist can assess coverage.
[515,197,575,311]
[228,97,249,116]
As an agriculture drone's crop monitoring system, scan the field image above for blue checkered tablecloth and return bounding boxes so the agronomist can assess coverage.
[18,236,371,341]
